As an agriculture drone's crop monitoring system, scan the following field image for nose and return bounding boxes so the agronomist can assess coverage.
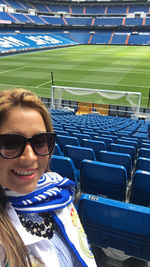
[19,143,37,163]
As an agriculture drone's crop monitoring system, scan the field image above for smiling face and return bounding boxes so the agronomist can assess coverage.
[0,106,50,194]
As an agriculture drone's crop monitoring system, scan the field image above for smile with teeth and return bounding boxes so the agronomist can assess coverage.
[14,170,35,176]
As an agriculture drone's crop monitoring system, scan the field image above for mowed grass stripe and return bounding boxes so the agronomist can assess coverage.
[0,45,150,106]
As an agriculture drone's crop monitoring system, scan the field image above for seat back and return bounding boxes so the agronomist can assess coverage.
[53,143,62,156]
[109,143,135,165]
[78,193,150,262]
[80,160,127,201]
[50,155,78,184]
[101,134,118,143]
[98,150,132,180]
[94,136,113,150]
[140,142,150,150]
[138,148,150,159]
[64,145,95,169]
[56,135,80,153]
[81,139,106,160]
[72,133,91,145]
[130,170,150,206]
[54,130,69,136]
[136,157,150,172]
[82,131,98,139]
[66,129,80,136]
[117,139,138,154]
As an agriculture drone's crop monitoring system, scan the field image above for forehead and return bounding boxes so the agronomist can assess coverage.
[0,107,46,135]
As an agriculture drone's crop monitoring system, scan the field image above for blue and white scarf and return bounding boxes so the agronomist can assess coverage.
[5,172,75,213]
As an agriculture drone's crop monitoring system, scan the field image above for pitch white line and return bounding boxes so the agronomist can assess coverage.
[0,66,26,75]
[35,81,51,88]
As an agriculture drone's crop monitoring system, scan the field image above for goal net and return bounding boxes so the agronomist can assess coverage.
[51,85,141,116]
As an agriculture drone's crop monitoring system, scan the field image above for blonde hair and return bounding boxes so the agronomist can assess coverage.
[0,89,54,267]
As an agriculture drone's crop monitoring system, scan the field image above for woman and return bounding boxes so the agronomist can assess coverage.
[0,89,97,267]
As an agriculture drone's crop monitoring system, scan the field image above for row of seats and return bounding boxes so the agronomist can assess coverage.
[2,0,149,14]
[50,154,150,206]
[1,12,149,26]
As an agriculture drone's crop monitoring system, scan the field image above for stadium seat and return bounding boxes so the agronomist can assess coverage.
[66,129,80,136]
[53,143,63,156]
[140,142,150,150]
[101,134,118,143]
[135,157,150,172]
[54,130,69,136]
[98,150,132,181]
[72,133,91,145]
[81,131,99,139]
[81,139,106,160]
[138,148,150,159]
[80,160,127,201]
[94,136,113,150]
[109,143,135,165]
[117,139,138,155]
[78,193,150,262]
[64,145,95,170]
[56,135,80,153]
[130,170,150,207]
[50,155,78,185]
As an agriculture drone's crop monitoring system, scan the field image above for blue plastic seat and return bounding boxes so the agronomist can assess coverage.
[64,145,95,170]
[140,142,150,150]
[72,133,91,145]
[94,136,113,150]
[80,160,127,201]
[56,135,80,153]
[138,148,150,159]
[130,170,150,207]
[136,157,150,172]
[109,143,135,165]
[50,155,78,185]
[81,139,106,160]
[101,134,118,143]
[82,131,98,139]
[117,139,138,155]
[54,130,69,136]
[66,129,80,136]
[98,150,132,181]
[53,143,63,156]
[78,193,150,262]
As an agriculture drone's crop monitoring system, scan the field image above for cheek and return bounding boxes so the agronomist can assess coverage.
[0,159,10,186]
[39,156,50,171]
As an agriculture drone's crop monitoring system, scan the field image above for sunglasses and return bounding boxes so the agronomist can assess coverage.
[0,132,56,159]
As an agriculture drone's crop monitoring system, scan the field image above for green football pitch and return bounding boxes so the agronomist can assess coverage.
[0,45,150,108]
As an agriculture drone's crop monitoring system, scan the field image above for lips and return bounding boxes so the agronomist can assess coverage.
[13,170,35,176]
[12,169,37,180]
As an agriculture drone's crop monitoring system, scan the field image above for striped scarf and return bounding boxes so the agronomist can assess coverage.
[5,172,75,213]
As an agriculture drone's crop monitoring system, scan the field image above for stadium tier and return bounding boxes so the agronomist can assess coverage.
[0,0,150,51]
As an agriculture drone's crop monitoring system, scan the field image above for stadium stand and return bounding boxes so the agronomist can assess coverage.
[0,0,150,54]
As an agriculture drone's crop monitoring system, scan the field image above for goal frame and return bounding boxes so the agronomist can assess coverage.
[51,85,141,114]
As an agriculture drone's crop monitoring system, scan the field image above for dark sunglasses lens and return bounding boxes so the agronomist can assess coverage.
[0,135,25,158]
[33,133,55,156]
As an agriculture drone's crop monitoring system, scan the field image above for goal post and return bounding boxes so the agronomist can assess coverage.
[51,85,141,115]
